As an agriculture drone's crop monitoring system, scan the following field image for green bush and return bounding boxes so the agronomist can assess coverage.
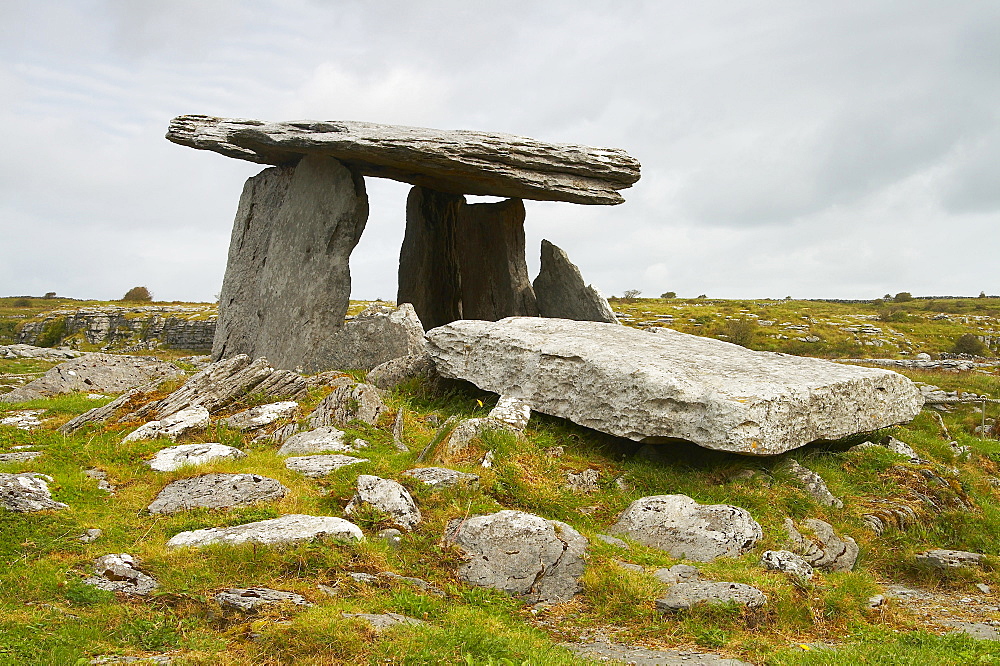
[120,286,152,302]
[723,317,758,347]
[36,318,67,348]
[952,333,988,356]
[893,291,914,302]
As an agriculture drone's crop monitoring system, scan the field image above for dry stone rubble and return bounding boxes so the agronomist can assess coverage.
[83,553,158,596]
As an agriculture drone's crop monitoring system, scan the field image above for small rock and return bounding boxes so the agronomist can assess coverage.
[166,514,363,549]
[146,442,246,472]
[760,550,814,580]
[785,518,858,572]
[656,581,767,611]
[565,468,600,493]
[122,405,210,442]
[402,467,480,488]
[784,459,843,508]
[365,352,439,390]
[221,401,299,431]
[545,446,564,458]
[488,395,532,430]
[594,533,629,549]
[276,426,355,456]
[480,450,495,468]
[0,409,46,430]
[79,528,103,543]
[83,553,158,596]
[378,528,403,548]
[0,450,43,462]
[914,549,984,569]
[866,594,885,608]
[342,612,425,631]
[284,454,368,478]
[147,473,289,514]
[653,564,701,585]
[0,472,67,512]
[345,475,421,530]
[447,417,518,455]
[976,583,991,594]
[215,587,312,613]
[614,560,644,573]
[307,382,386,427]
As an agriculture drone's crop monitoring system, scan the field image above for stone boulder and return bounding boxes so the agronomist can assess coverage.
[307,383,386,428]
[366,352,439,390]
[402,467,480,489]
[444,509,587,603]
[760,550,814,580]
[609,495,762,562]
[166,514,363,549]
[284,454,368,478]
[83,554,158,596]
[215,587,312,613]
[147,473,289,513]
[345,475,421,530]
[276,427,356,456]
[0,473,67,512]
[532,240,618,324]
[425,318,923,455]
[122,406,210,442]
[146,443,246,472]
[785,518,859,572]
[221,401,299,431]
[1,354,182,403]
[312,303,426,372]
[656,582,767,611]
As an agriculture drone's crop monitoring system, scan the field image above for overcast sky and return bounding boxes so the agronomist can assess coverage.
[1,0,997,302]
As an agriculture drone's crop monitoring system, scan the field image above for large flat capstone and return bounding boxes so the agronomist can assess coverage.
[425,318,923,455]
[167,116,640,205]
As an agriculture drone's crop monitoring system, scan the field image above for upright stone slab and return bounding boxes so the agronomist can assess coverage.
[398,187,464,330]
[533,239,617,323]
[457,198,538,321]
[213,155,369,372]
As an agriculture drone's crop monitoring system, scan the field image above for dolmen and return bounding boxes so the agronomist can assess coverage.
[167,116,639,372]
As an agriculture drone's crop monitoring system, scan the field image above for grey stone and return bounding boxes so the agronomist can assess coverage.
[784,459,843,508]
[402,467,479,488]
[166,514,363,549]
[254,421,301,445]
[614,560,644,573]
[211,156,369,373]
[884,436,919,460]
[785,518,859,572]
[122,405,210,442]
[914,549,984,569]
[564,641,753,666]
[447,417,518,455]
[345,475,421,530]
[90,657,171,665]
[146,442,246,472]
[0,409,46,431]
[565,468,601,493]
[944,621,1000,641]
[221,401,299,431]
[976,583,992,594]
[594,533,630,549]
[215,587,312,612]
[0,450,43,462]
[1,354,182,403]
[342,612,426,631]
[488,395,532,430]
[0,344,85,361]
[425,318,923,455]
[656,581,767,611]
[533,240,618,324]
[307,382,386,427]
[305,371,354,389]
[609,495,762,562]
[167,115,641,206]
[760,550,814,580]
[79,528,103,543]
[284,454,368,478]
[83,553,158,596]
[59,384,161,435]
[653,564,702,585]
[315,303,426,372]
[444,509,588,603]
[378,528,403,548]
[0,473,67,512]
[147,473,288,513]
[277,426,354,455]
[366,352,439,390]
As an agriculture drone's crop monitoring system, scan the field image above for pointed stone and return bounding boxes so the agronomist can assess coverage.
[533,240,618,323]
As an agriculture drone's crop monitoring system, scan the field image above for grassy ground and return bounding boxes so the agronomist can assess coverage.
[1,299,999,664]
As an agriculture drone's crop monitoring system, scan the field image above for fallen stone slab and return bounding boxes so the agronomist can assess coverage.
[0,473,67,512]
[425,318,923,455]
[1,353,182,403]
[914,549,984,569]
[310,303,426,372]
[444,509,587,603]
[166,514,363,549]
[122,405,210,442]
[308,383,386,428]
[564,641,753,666]
[147,473,288,513]
[785,518,858,572]
[532,240,619,324]
[366,352,439,390]
[760,550,814,580]
[609,495,762,562]
[166,115,641,206]
[402,467,480,488]
[277,426,355,455]
[146,442,247,472]
[221,401,299,431]
[215,587,312,612]
[284,454,368,478]
[342,612,426,631]
[345,475,421,530]
[83,553,158,596]
[656,581,767,611]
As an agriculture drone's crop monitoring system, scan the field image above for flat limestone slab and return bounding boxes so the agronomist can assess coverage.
[167,116,640,205]
[425,318,923,455]
[166,513,362,549]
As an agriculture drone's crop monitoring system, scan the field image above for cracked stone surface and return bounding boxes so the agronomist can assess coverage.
[760,550,814,580]
[166,514,363,549]
[307,382,386,427]
[215,587,313,612]
[146,443,246,472]
[784,459,843,508]
[342,612,426,631]
[284,454,368,478]
[345,475,421,530]
[488,395,532,430]
[122,406,210,443]
[446,417,518,455]
[656,581,767,611]
[444,509,588,603]
[221,401,299,431]
[83,553,158,596]
[0,472,67,512]
[564,641,753,666]
[147,473,288,513]
[277,426,358,455]
[785,518,859,572]
[402,467,480,488]
[914,549,984,569]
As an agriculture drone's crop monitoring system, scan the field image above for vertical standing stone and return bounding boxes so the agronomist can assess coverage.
[457,198,538,321]
[397,187,465,330]
[533,239,618,323]
[213,155,369,371]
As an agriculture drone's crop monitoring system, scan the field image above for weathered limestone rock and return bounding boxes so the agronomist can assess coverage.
[783,459,843,508]
[532,240,618,324]
[167,116,641,205]
[342,612,426,631]
[656,582,767,611]
[446,417,519,455]
[307,383,386,427]
[59,383,160,435]
[166,514,363,548]
[402,467,480,489]
[760,550,814,580]
[654,564,702,585]
[609,495,762,562]
[785,518,858,572]
[122,405,210,442]
[444,509,587,603]
[83,553,158,596]
[215,587,312,612]
[565,469,601,493]
[366,352,439,390]
[425,318,923,455]
[1,409,46,431]
[565,642,753,666]
[456,198,537,321]
[915,549,984,569]
[146,443,246,472]
[1,354,182,403]
[345,475,421,530]
[0,344,85,361]
[0,473,67,512]
[313,303,426,372]
[488,395,532,430]
[284,454,368,477]
[211,156,369,373]
[277,426,355,456]
[147,473,288,514]
[221,401,299,431]
[0,450,43,463]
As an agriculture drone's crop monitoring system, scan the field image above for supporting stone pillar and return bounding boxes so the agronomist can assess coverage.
[456,198,538,320]
[212,155,369,371]
[397,187,465,330]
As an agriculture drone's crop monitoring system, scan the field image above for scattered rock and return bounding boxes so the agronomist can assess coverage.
[146,442,246,472]
[594,533,630,549]
[0,473,67,512]
[366,352,439,390]
[564,641,753,666]
[760,550,814,580]
[378,528,403,549]
[79,528,103,543]
[866,594,885,608]
[0,409,46,430]
[277,427,354,455]
[785,518,859,572]
[166,514,363,549]
[342,612,426,631]
[565,468,601,493]
[545,446,564,458]
[345,475,421,530]
[976,583,991,594]
[488,395,532,430]
[914,549,984,569]
[0,344,85,361]
[147,473,289,514]
[444,509,588,603]
[284,454,368,478]
[402,467,480,488]
[532,239,619,324]
[656,581,767,611]
[944,621,1000,642]
[221,401,299,431]
[83,553,158,596]
[0,450,43,462]
[614,560,644,573]
[783,459,843,508]
[215,587,312,613]
[307,383,386,427]
[122,405,210,442]
[84,469,115,494]
[446,417,518,455]
[1,354,182,403]
[609,495,762,562]
[654,564,702,586]
[254,422,300,445]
